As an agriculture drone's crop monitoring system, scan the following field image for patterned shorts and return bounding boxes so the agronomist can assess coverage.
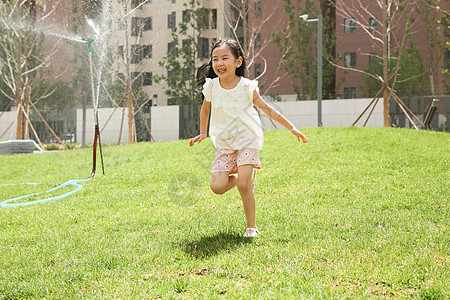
[212,148,261,174]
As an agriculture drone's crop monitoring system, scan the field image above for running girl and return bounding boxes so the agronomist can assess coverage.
[189,38,308,237]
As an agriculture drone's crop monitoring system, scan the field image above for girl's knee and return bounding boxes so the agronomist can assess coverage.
[210,180,227,194]
[237,179,253,194]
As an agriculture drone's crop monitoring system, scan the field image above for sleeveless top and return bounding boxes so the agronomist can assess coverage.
[203,77,264,150]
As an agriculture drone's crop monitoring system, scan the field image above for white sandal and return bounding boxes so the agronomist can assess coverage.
[243,227,260,237]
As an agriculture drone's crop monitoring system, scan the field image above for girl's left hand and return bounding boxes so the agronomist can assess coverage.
[291,128,308,143]
[189,134,207,147]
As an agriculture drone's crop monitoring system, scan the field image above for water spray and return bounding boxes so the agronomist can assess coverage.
[82,35,105,178]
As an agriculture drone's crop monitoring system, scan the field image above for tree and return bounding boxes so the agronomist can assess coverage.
[272,0,336,100]
[0,0,68,146]
[330,0,445,128]
[363,37,429,98]
[103,0,155,144]
[154,0,206,106]
[224,0,307,97]
[422,0,450,96]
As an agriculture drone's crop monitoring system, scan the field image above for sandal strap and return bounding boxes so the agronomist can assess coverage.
[246,227,260,233]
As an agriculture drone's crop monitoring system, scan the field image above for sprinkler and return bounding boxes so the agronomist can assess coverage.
[82,35,96,53]
[82,35,105,178]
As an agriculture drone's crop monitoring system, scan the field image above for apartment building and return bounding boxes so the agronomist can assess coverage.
[23,0,450,105]
[105,0,230,106]
[334,0,449,98]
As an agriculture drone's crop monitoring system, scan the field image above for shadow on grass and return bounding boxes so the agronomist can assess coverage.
[180,230,253,258]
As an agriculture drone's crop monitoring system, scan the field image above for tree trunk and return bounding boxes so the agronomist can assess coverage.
[16,105,23,139]
[124,3,134,144]
[24,103,30,139]
[127,82,134,144]
[383,88,389,127]
[382,0,389,127]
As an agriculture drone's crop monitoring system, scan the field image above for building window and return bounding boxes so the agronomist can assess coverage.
[199,8,209,29]
[182,10,191,23]
[167,70,174,87]
[118,19,125,30]
[131,45,141,64]
[131,72,142,89]
[143,45,152,59]
[131,0,144,8]
[344,87,357,99]
[143,72,152,86]
[131,72,140,80]
[369,54,379,65]
[73,0,78,13]
[144,17,152,31]
[118,46,124,58]
[168,12,176,30]
[211,9,217,29]
[168,42,176,57]
[255,33,262,49]
[198,37,209,59]
[344,52,356,68]
[118,73,125,82]
[182,39,191,50]
[369,18,378,34]
[444,49,450,70]
[131,17,140,36]
[131,45,151,63]
[444,20,450,71]
[255,64,262,78]
[344,18,356,33]
[255,2,262,18]
[304,62,313,76]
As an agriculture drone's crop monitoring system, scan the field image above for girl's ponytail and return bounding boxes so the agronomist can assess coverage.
[196,60,217,86]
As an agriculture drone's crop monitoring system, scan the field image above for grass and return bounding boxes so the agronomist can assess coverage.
[0,127,449,299]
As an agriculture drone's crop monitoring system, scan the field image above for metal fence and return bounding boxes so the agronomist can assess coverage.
[389,96,449,131]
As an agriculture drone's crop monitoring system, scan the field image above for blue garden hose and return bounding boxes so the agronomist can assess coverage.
[0,178,91,207]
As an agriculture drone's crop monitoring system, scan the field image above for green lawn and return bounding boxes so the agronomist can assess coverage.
[0,127,449,299]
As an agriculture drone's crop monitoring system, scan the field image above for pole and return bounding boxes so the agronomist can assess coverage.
[83,35,105,177]
[317,14,323,127]
[300,14,323,127]
[82,92,86,148]
[88,51,98,178]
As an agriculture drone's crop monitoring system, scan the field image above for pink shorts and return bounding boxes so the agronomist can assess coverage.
[212,148,261,174]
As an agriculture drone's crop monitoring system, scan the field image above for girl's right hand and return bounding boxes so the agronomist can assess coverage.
[291,128,308,143]
[189,134,207,147]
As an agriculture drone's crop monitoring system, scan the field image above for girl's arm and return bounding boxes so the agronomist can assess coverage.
[189,98,211,147]
[253,90,308,143]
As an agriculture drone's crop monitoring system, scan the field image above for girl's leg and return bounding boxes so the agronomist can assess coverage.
[210,172,237,195]
[236,164,256,229]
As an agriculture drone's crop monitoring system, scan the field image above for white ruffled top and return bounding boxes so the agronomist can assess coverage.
[203,77,264,150]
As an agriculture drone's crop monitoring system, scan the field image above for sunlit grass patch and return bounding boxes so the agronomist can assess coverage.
[0,127,449,298]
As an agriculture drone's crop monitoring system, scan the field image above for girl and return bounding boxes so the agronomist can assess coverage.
[189,38,308,237]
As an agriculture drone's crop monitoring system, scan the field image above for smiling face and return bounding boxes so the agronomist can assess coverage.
[211,44,243,81]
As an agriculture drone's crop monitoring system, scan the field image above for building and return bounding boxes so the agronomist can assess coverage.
[105,0,230,106]
[334,0,449,98]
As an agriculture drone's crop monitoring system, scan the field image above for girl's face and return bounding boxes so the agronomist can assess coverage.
[211,44,243,80]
